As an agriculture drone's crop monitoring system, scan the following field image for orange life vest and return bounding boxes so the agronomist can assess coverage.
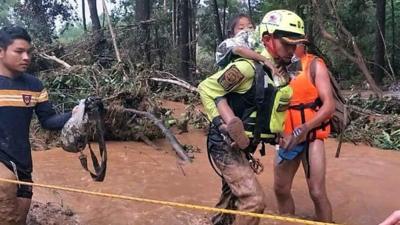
[284,54,331,140]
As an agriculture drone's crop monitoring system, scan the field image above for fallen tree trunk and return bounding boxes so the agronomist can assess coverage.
[122,107,191,162]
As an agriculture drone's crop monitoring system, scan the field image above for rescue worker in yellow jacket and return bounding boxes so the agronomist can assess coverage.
[198,10,308,225]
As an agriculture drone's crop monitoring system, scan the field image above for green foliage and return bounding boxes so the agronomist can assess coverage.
[344,94,400,150]
[0,0,17,26]
[252,0,308,23]
[1,0,399,82]
[58,23,86,44]
[110,0,135,24]
[40,63,167,141]
[11,0,77,44]
[197,0,248,53]
[252,0,400,82]
[374,129,400,150]
[348,94,400,114]
[344,111,400,150]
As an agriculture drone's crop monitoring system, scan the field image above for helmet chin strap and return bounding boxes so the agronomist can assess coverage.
[264,35,292,67]
[264,35,278,59]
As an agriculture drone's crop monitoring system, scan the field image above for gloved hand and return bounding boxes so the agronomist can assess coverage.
[85,96,104,113]
[85,96,103,111]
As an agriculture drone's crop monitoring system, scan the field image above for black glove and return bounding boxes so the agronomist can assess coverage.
[84,96,105,120]
[85,96,103,112]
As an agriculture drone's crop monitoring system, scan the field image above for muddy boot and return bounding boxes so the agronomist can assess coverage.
[226,117,249,150]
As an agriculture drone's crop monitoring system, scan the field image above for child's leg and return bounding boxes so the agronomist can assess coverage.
[216,98,249,149]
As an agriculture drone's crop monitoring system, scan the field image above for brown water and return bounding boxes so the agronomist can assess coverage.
[30,101,400,225]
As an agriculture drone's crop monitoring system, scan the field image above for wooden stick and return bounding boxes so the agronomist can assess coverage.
[139,134,161,150]
[377,23,396,81]
[122,108,191,162]
[150,77,198,92]
[39,53,72,69]
[153,70,198,91]
[102,0,122,62]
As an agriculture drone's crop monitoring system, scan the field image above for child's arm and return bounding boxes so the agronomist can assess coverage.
[232,46,276,74]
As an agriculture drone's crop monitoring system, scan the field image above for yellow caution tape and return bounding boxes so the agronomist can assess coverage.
[0,178,342,225]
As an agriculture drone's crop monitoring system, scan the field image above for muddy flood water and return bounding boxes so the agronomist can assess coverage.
[28,101,400,225]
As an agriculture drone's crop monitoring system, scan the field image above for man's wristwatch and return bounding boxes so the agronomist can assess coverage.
[293,127,303,137]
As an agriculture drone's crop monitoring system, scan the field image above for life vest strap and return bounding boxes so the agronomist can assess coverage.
[289,98,321,111]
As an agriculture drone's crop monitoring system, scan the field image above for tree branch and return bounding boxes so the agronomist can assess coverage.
[122,108,191,163]
[39,53,72,69]
[139,134,161,150]
[377,22,396,81]
[312,0,383,96]
[151,70,198,92]
[150,78,198,92]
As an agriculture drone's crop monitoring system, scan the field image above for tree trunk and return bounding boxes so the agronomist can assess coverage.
[155,24,164,70]
[190,0,197,74]
[176,0,181,46]
[87,0,105,63]
[135,0,151,22]
[122,108,191,162]
[248,0,253,20]
[82,0,87,32]
[172,0,177,45]
[222,0,227,38]
[390,0,396,75]
[211,0,223,44]
[24,0,52,42]
[87,0,101,32]
[135,0,152,65]
[179,0,191,82]
[373,0,386,84]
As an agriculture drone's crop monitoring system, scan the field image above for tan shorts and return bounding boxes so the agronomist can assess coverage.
[0,161,33,198]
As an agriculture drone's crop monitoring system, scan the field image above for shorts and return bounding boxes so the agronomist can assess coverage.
[0,161,33,199]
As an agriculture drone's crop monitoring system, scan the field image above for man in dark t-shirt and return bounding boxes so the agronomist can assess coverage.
[0,26,72,224]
